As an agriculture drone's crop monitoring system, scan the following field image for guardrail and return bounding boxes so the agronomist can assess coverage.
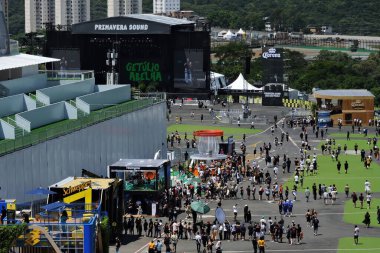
[0,98,164,157]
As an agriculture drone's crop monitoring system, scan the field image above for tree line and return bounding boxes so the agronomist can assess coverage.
[182,0,380,36]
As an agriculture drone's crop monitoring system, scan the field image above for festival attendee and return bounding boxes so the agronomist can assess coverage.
[354,225,359,245]
[363,212,371,228]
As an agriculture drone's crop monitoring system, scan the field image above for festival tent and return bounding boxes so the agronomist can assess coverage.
[237,28,246,35]
[217,30,227,38]
[210,71,227,90]
[222,73,262,91]
[223,30,235,40]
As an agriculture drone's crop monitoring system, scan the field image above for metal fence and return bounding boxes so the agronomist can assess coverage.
[0,98,164,157]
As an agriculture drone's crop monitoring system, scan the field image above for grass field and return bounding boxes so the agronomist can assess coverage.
[167,124,261,139]
[284,155,380,193]
[329,132,377,138]
[319,139,376,151]
[338,237,380,253]
[343,198,380,228]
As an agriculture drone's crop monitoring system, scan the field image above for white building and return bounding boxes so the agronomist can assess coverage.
[153,0,180,14]
[25,0,91,33]
[108,0,142,17]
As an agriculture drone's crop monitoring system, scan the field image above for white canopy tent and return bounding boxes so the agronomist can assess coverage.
[222,73,262,91]
[223,30,235,40]
[237,28,246,35]
[210,71,226,90]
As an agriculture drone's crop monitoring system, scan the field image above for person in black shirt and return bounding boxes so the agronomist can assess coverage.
[1,206,6,224]
[252,236,258,253]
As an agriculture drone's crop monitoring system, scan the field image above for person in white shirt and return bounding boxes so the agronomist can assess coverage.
[366,193,372,209]
[364,180,371,194]
[233,204,238,221]
[354,225,359,245]
[273,166,278,180]
[294,175,299,185]
[194,232,202,252]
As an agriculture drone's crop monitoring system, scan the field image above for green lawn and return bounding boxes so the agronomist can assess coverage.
[329,132,377,139]
[343,198,380,228]
[167,124,261,139]
[338,237,380,253]
[319,139,376,151]
[284,155,380,193]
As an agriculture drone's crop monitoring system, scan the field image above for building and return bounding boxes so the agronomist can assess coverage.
[25,0,90,33]
[313,89,375,126]
[153,0,180,14]
[108,0,142,17]
[55,0,91,27]
[0,0,8,30]
[45,15,211,97]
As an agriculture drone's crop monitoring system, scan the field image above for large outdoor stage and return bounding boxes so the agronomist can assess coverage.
[44,14,211,97]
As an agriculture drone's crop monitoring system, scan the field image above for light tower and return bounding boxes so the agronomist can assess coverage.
[106,47,119,85]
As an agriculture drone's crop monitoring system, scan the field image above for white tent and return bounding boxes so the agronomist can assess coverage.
[237,28,246,35]
[222,73,262,91]
[217,30,227,37]
[210,71,226,90]
[223,30,235,40]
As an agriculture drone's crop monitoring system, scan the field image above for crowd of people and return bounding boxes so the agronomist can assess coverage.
[116,107,380,253]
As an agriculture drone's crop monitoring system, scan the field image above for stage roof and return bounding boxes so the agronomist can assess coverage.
[0,53,59,71]
[313,89,374,98]
[110,159,169,168]
[72,15,195,35]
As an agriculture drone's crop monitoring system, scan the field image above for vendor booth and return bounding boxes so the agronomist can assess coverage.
[107,159,171,216]
[48,177,124,225]
[313,89,375,126]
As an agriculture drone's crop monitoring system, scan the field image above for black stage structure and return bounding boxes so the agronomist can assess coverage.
[44,14,211,98]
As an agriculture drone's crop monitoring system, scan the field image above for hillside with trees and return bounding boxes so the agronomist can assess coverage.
[182,0,380,35]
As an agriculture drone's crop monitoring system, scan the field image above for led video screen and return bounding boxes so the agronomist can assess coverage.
[173,49,206,89]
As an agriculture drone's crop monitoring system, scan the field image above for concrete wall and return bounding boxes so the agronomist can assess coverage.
[22,65,39,77]
[16,102,77,132]
[0,73,47,96]
[0,94,37,118]
[76,85,131,113]
[0,102,167,202]
[36,78,95,105]
[0,120,15,139]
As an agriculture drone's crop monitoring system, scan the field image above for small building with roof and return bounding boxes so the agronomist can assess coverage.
[313,89,375,126]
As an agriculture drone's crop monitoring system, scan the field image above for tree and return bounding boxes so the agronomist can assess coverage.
[0,224,27,253]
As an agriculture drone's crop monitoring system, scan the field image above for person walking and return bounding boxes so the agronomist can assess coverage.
[115,237,121,253]
[377,206,380,224]
[155,240,163,253]
[195,232,202,253]
[258,237,265,253]
[312,217,319,236]
[305,187,310,202]
[344,161,349,174]
[363,212,371,228]
[354,225,359,245]
[351,192,358,208]
[252,236,258,253]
